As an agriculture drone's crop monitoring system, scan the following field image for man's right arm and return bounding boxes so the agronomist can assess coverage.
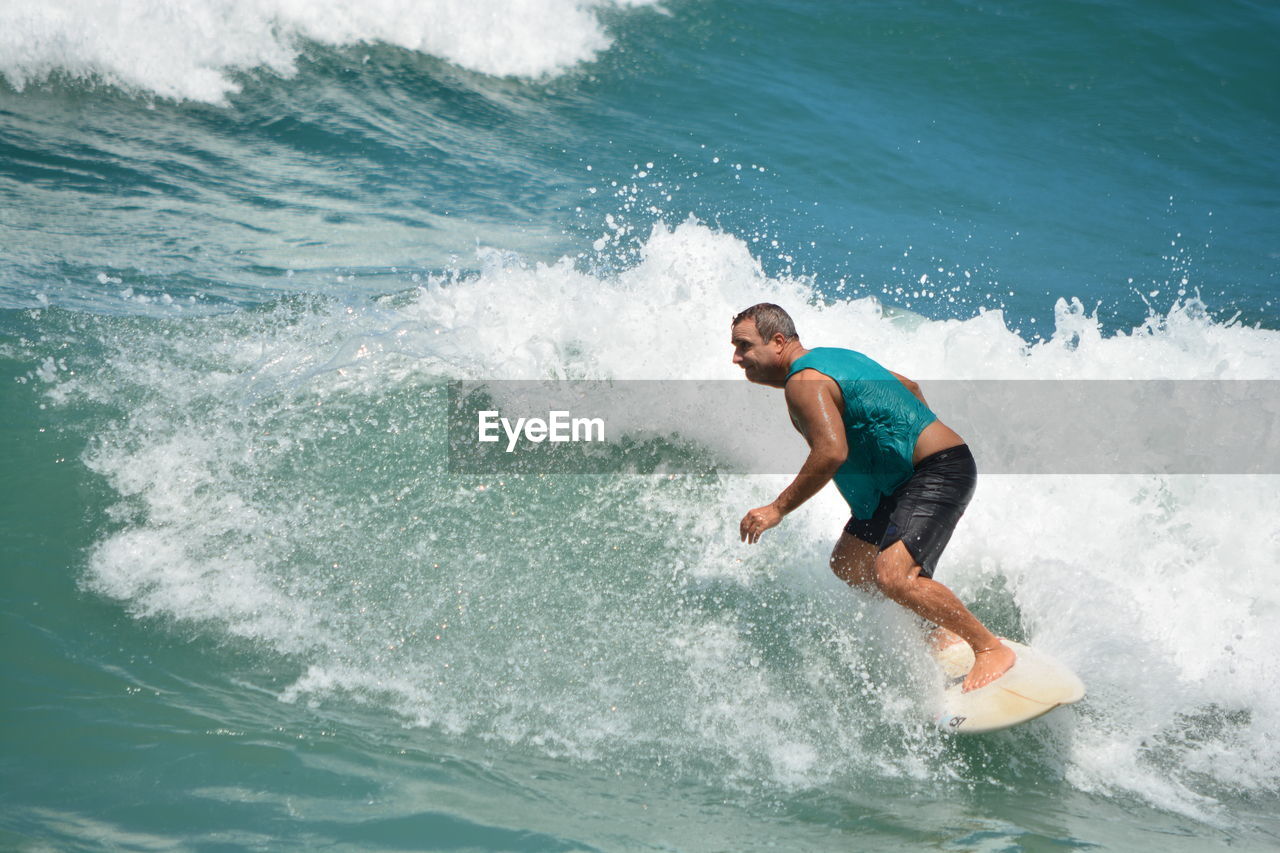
[740,372,848,544]
[773,373,848,513]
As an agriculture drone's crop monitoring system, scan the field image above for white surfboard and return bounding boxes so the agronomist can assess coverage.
[932,639,1085,734]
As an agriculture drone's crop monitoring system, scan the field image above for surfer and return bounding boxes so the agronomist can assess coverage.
[731,303,1015,691]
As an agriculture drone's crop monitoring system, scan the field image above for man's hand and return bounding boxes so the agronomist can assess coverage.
[740,503,783,544]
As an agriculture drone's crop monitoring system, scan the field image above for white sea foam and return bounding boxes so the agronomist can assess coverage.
[60,220,1280,824]
[0,0,657,102]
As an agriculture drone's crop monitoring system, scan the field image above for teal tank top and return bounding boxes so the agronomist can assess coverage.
[786,347,937,518]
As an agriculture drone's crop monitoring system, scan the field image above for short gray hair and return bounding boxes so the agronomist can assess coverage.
[732,303,798,342]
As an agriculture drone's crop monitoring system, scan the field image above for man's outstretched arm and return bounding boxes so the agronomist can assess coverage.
[739,372,848,544]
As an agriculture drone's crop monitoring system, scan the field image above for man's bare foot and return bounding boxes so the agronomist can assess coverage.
[962,642,1016,692]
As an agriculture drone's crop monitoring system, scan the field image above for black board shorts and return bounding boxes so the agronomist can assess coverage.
[843,444,977,579]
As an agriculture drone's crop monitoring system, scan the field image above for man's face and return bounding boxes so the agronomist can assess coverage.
[731,319,785,385]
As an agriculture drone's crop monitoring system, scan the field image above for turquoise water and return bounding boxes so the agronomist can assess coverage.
[3,1,1279,850]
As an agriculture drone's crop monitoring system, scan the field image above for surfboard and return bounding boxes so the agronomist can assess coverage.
[932,639,1085,734]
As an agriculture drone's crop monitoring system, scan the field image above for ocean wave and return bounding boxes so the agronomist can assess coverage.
[15,219,1279,823]
[0,0,659,102]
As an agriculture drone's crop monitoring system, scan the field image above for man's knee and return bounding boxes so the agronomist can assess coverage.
[873,545,920,601]
[830,553,864,586]
[830,535,876,587]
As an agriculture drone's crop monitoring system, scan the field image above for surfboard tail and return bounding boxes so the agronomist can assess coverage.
[931,640,1085,734]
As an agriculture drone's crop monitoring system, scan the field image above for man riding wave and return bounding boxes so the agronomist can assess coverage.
[731,303,1014,692]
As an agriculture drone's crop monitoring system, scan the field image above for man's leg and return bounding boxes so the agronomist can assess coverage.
[873,541,1015,691]
[831,531,960,643]
[829,530,878,588]
[830,532,957,642]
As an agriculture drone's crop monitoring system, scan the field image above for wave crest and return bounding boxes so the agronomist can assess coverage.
[0,0,655,102]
